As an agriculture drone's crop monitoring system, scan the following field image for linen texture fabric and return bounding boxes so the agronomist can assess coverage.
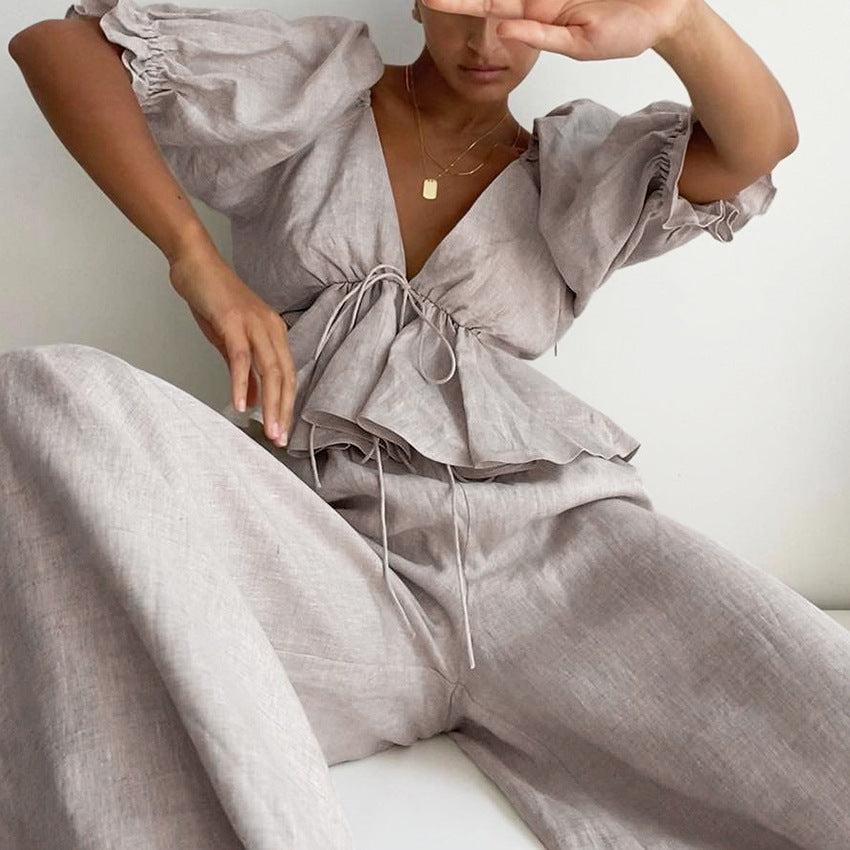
[3,2,847,849]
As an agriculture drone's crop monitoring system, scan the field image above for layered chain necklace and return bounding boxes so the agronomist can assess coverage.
[405,63,522,200]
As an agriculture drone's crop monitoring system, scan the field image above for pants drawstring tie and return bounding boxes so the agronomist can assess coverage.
[305,263,476,670]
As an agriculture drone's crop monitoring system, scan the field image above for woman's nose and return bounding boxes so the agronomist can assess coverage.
[466,15,503,51]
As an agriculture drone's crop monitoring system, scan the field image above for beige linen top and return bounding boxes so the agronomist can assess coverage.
[66,0,777,668]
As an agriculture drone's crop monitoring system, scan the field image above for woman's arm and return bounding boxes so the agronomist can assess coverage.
[422,0,798,205]
[652,0,799,205]
[8,17,298,446]
[8,17,214,264]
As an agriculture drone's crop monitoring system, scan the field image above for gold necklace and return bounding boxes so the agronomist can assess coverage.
[425,115,522,177]
[405,64,521,200]
[422,117,521,176]
[406,64,519,177]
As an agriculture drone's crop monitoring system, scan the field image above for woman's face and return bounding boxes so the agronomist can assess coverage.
[413,0,540,102]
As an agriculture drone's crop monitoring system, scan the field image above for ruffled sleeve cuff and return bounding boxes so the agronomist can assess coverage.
[534,98,779,318]
[652,102,777,245]
[63,0,384,218]
[65,0,113,18]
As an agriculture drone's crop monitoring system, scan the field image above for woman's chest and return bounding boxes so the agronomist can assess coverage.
[369,85,533,283]
[230,105,572,358]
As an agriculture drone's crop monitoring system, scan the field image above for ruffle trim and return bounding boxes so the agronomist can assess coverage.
[220,265,642,480]
[66,1,214,123]
[219,263,641,671]
[65,1,113,18]
[656,104,778,243]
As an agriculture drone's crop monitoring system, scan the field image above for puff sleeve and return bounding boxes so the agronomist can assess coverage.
[64,0,384,218]
[535,99,778,318]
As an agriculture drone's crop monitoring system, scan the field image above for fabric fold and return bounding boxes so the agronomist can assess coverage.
[221,264,641,480]
[64,0,384,218]
[219,263,642,671]
[534,98,778,318]
[653,103,778,243]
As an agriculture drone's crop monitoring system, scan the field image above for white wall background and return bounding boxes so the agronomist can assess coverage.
[3,0,848,605]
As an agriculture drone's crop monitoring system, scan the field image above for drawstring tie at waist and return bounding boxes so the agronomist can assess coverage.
[306,263,477,670]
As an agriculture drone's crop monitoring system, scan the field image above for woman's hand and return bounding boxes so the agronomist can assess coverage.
[420,0,695,60]
[168,239,295,447]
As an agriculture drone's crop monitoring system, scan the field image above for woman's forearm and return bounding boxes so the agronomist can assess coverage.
[8,17,215,265]
[652,0,799,174]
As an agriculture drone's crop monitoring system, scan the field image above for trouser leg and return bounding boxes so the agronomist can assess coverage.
[451,495,850,849]
[0,343,455,849]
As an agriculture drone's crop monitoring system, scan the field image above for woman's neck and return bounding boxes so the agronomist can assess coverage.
[406,53,513,138]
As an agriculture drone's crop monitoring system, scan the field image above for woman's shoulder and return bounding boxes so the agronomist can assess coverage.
[530,96,693,168]
[533,97,691,137]
[62,0,387,218]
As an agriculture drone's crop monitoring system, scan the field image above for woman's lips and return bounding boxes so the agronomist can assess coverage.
[459,65,507,82]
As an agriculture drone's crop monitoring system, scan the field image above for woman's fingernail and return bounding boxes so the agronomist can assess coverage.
[269,420,280,439]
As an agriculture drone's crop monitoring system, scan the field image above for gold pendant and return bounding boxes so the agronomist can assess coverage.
[422,177,438,200]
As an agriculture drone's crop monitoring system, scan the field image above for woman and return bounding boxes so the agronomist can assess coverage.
[4,0,847,848]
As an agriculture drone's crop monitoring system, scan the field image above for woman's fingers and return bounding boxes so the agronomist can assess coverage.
[250,326,285,444]
[222,316,252,415]
[419,0,524,18]
[229,314,294,446]
[245,366,260,411]
[181,273,294,443]
[271,320,297,446]
[173,248,297,437]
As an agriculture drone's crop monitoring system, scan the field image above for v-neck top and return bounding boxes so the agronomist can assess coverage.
[66,0,778,669]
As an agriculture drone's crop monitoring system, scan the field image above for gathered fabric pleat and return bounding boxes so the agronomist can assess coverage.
[306,263,478,669]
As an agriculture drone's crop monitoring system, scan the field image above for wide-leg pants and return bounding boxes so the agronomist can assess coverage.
[1,342,848,849]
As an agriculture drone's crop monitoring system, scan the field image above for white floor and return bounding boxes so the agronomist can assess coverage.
[330,609,850,849]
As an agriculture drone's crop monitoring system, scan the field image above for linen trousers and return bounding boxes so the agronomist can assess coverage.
[1,342,848,849]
